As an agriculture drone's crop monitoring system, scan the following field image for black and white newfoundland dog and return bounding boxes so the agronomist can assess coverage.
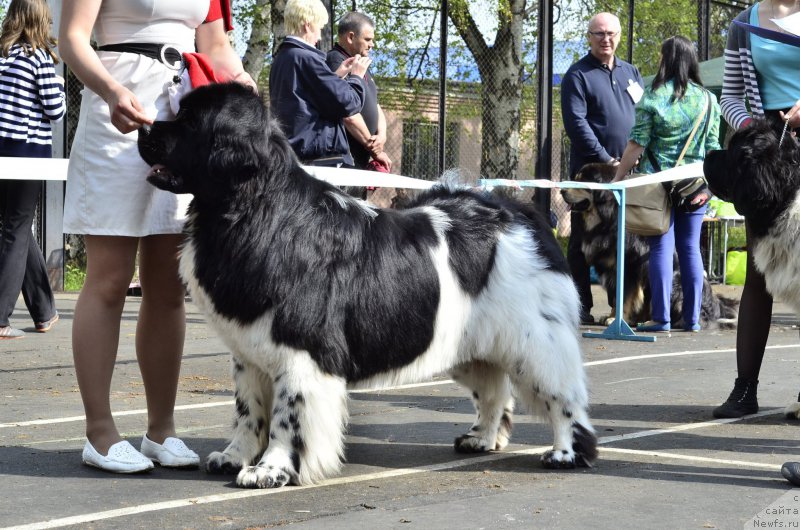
[137,83,597,489]
[704,118,800,418]
[561,163,738,329]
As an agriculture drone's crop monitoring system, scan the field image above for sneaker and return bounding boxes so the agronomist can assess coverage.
[35,313,59,333]
[712,378,759,418]
[782,462,800,487]
[82,440,154,473]
[636,320,671,333]
[0,326,24,339]
[140,434,200,468]
[683,323,701,332]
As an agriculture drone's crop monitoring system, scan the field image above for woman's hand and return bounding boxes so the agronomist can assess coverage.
[105,85,152,134]
[689,190,710,208]
[779,100,800,130]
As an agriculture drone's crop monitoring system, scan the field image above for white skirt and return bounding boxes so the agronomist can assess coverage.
[63,51,191,236]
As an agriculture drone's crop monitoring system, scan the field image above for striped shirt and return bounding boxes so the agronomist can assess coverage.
[721,5,763,130]
[0,44,65,145]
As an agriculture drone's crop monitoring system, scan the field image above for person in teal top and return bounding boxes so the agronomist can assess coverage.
[613,36,720,333]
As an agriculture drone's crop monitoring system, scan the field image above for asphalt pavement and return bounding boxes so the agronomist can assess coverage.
[1,284,799,530]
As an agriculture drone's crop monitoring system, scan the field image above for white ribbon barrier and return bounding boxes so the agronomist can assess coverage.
[301,164,435,189]
[0,156,439,189]
[480,161,705,191]
[1,157,70,181]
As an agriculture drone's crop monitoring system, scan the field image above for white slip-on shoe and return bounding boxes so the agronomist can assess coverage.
[140,435,200,468]
[82,440,154,473]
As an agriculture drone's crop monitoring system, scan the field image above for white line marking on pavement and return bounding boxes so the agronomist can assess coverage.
[599,447,782,471]
[0,401,235,429]
[2,409,787,530]
[584,344,798,367]
[3,344,797,430]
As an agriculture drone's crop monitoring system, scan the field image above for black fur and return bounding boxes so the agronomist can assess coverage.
[704,117,800,238]
[138,83,571,382]
[137,83,598,487]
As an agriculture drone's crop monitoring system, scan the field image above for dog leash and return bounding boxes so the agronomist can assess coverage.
[779,119,790,147]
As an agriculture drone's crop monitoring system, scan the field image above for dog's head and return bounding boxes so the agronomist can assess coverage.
[561,163,615,212]
[704,118,800,229]
[138,82,293,199]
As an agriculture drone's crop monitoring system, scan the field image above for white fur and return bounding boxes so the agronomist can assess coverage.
[185,206,595,487]
[754,194,800,316]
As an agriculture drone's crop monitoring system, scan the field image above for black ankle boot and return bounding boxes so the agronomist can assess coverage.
[713,378,759,418]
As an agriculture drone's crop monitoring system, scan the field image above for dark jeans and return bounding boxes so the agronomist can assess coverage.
[0,139,56,326]
[567,212,593,316]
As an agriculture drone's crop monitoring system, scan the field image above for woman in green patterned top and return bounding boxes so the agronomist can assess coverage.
[613,36,721,333]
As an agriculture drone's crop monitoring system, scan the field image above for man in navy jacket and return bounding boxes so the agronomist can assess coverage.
[269,0,370,166]
[561,12,643,324]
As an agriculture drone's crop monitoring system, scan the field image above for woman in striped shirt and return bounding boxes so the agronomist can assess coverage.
[713,0,800,420]
[0,0,65,339]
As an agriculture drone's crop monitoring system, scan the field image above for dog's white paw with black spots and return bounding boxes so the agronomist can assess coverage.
[206,451,242,475]
[237,463,293,488]
[785,402,800,420]
[541,448,579,469]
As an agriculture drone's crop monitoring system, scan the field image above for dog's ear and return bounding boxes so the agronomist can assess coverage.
[208,135,260,178]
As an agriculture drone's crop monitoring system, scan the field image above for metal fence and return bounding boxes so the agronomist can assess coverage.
[1,1,754,284]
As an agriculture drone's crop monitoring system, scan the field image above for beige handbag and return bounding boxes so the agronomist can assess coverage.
[625,92,710,236]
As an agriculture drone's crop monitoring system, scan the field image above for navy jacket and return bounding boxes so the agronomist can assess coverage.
[269,37,365,165]
[561,53,643,177]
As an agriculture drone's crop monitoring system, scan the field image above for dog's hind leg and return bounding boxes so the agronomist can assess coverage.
[207,358,272,474]
[510,332,597,469]
[236,354,348,489]
[450,361,514,453]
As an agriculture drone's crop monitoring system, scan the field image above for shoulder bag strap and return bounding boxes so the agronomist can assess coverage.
[674,90,710,167]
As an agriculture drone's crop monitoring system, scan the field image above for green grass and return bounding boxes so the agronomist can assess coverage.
[64,263,86,292]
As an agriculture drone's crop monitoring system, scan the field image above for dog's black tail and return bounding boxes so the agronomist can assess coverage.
[572,422,598,468]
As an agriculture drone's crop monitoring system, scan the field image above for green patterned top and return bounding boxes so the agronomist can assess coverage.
[629,80,721,173]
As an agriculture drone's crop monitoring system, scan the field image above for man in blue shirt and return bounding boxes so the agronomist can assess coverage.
[561,12,644,324]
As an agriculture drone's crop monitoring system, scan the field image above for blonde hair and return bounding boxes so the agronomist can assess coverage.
[284,0,329,36]
[0,0,59,63]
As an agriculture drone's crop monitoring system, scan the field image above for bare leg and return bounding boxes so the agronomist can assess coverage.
[136,234,186,444]
[73,236,138,454]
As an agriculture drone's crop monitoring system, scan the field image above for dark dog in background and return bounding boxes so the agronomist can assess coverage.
[137,82,597,489]
[704,118,800,417]
[561,163,738,329]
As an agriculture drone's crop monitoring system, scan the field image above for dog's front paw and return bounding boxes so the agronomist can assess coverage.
[206,451,241,475]
[541,449,578,469]
[785,402,800,420]
[236,464,291,489]
[454,434,493,453]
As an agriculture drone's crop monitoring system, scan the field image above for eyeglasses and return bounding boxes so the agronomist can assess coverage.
[588,31,619,39]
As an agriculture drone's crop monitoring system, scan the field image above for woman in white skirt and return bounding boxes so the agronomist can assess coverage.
[60,0,256,473]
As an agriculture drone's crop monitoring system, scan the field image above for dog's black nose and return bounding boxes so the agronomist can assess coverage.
[139,124,151,137]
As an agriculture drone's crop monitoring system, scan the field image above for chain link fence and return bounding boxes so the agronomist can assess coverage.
[1,1,753,288]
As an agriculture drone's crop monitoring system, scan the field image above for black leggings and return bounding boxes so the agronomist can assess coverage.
[733,110,789,380]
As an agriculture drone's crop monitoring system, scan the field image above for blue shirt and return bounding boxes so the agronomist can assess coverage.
[561,53,643,177]
[750,3,800,110]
